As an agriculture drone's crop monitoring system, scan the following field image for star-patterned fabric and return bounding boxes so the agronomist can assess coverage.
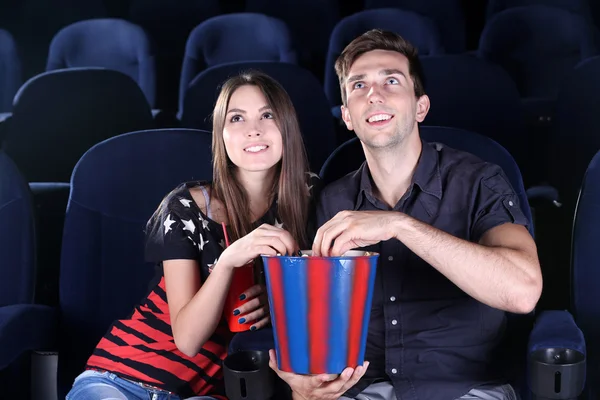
[84,177,320,398]
[148,181,283,280]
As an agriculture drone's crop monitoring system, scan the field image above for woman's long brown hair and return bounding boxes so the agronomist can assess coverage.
[211,71,311,248]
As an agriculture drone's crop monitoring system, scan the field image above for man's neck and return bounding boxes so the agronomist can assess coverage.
[363,133,422,209]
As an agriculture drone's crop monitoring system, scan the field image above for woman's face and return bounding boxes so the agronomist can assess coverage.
[222,85,283,174]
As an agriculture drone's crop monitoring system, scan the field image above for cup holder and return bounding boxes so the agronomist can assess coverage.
[528,348,586,399]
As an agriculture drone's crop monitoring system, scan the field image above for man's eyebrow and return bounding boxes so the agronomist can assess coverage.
[381,68,407,78]
[347,69,407,84]
[347,74,366,84]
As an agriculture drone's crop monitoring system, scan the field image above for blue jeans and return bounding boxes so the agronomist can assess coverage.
[66,370,218,400]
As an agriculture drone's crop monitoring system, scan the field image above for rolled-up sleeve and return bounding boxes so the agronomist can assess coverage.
[471,167,529,243]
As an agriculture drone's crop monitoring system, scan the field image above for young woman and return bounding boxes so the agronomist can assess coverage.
[66,71,320,400]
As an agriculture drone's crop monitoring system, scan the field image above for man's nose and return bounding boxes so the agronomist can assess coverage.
[367,85,384,104]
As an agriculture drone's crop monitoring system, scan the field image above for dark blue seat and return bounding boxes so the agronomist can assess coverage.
[419,55,527,179]
[129,0,221,110]
[478,5,596,101]
[46,19,157,108]
[485,0,592,21]
[0,150,55,397]
[180,61,337,173]
[547,55,600,214]
[1,68,154,183]
[0,29,20,114]
[57,128,214,398]
[364,0,465,53]
[529,57,600,296]
[324,8,445,113]
[129,0,220,57]
[19,0,108,75]
[245,0,339,77]
[478,5,597,167]
[178,13,296,116]
[572,149,600,399]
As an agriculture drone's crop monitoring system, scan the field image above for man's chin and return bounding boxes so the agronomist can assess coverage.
[359,133,402,150]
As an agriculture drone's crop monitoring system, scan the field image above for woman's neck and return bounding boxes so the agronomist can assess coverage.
[236,168,277,219]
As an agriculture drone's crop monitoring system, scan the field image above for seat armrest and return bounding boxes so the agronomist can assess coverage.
[526,185,562,207]
[527,310,586,399]
[0,304,57,369]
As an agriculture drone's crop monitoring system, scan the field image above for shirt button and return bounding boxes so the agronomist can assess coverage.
[390,296,396,302]
[391,368,398,374]
[508,201,514,206]
[391,319,398,325]
[388,256,394,261]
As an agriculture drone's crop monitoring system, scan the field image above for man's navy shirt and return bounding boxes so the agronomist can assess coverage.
[315,139,529,400]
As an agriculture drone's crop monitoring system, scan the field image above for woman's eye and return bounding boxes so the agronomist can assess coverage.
[262,112,274,119]
[230,115,243,122]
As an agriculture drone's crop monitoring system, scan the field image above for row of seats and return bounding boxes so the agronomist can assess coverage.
[0,126,592,399]
[0,54,595,316]
[1,54,599,209]
[0,3,599,114]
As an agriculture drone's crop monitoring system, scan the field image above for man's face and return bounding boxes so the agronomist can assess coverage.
[340,49,429,150]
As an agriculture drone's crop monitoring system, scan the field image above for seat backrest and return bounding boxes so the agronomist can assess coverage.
[572,149,600,396]
[0,151,36,306]
[324,8,445,108]
[0,29,21,113]
[486,0,592,21]
[419,55,525,168]
[364,0,465,53]
[548,55,600,212]
[245,0,339,68]
[180,61,337,172]
[46,18,157,107]
[478,5,597,98]
[319,126,533,236]
[129,0,220,55]
[23,0,107,33]
[178,13,296,113]
[57,128,214,396]
[1,67,154,183]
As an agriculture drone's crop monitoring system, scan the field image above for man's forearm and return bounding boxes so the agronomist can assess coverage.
[391,214,542,313]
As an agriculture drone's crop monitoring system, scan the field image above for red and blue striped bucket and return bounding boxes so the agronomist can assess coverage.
[261,250,379,374]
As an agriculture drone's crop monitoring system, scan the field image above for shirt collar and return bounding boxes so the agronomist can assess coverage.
[355,138,442,210]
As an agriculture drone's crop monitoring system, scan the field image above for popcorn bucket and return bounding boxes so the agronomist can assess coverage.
[261,250,378,375]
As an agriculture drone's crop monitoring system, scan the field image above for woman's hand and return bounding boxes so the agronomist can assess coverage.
[232,284,271,330]
[218,223,299,271]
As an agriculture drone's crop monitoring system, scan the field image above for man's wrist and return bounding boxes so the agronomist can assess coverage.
[390,212,409,241]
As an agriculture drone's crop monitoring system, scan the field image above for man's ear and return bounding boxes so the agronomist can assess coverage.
[341,105,354,131]
[415,94,430,123]
[415,94,430,122]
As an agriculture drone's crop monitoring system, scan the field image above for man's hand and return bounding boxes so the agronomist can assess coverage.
[269,349,369,400]
[312,210,399,256]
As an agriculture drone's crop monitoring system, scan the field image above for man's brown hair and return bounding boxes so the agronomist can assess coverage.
[334,29,426,105]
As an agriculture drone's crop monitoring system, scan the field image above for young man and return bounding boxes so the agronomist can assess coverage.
[269,29,542,400]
